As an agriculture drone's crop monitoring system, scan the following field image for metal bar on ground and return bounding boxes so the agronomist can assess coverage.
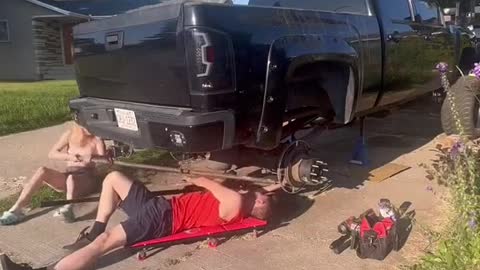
[40,159,276,207]
[40,187,199,208]
[110,160,275,185]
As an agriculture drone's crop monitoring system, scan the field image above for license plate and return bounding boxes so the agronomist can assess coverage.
[114,108,138,131]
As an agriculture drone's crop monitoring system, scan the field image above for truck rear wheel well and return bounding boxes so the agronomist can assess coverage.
[284,61,351,124]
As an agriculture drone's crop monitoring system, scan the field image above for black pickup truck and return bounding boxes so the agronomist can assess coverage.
[70,0,476,153]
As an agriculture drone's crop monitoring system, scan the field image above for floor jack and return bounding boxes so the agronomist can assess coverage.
[350,117,369,166]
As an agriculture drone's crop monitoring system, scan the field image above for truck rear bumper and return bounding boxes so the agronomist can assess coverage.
[69,98,235,152]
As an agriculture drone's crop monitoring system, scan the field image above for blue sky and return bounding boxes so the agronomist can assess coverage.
[233,0,249,5]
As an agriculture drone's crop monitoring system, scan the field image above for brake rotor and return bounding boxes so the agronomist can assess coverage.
[277,141,328,194]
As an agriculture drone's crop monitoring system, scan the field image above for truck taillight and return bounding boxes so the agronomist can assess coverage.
[193,32,213,77]
[185,28,235,95]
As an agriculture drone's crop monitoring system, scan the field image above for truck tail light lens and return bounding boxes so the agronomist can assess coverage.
[192,32,212,77]
[205,46,215,63]
[185,28,235,95]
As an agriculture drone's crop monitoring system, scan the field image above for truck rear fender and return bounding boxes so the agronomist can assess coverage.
[255,35,360,149]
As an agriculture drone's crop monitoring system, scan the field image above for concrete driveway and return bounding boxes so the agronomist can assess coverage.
[0,96,447,269]
[0,122,71,199]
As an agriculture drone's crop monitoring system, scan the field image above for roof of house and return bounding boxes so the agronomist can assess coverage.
[26,0,164,16]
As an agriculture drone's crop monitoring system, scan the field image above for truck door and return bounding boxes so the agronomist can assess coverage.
[376,0,425,106]
[410,0,454,92]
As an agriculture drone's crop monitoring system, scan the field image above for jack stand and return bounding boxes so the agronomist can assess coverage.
[432,89,444,104]
[350,117,369,166]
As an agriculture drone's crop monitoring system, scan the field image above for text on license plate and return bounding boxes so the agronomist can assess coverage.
[114,108,138,131]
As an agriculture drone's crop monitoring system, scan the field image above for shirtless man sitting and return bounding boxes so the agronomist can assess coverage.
[1,171,279,270]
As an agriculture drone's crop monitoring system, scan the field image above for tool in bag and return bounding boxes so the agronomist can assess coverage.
[356,212,397,260]
[330,199,409,260]
[356,199,400,260]
[329,209,376,254]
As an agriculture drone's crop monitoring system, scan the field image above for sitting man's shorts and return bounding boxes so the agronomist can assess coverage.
[119,181,173,246]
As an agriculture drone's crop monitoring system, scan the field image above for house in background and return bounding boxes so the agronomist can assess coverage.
[0,0,162,81]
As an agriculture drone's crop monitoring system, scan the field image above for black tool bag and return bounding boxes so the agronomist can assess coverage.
[356,216,398,260]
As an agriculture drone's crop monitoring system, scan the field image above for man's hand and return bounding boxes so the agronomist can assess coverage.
[76,154,92,163]
[80,155,92,163]
[68,154,81,162]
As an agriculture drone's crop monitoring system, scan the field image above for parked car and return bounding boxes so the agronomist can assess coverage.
[70,0,477,154]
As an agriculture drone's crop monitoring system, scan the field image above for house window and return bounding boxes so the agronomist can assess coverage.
[0,20,9,42]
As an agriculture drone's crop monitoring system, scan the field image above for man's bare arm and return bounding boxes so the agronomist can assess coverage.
[185,177,242,221]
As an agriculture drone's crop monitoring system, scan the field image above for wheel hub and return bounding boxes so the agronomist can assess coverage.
[277,141,329,193]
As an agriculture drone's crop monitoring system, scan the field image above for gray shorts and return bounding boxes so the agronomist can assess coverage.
[119,181,173,246]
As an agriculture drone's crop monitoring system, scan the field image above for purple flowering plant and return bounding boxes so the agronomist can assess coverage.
[415,64,480,268]
[470,63,480,80]
[423,62,480,229]
[449,141,465,159]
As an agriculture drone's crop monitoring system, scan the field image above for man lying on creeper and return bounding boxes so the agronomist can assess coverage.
[1,170,280,270]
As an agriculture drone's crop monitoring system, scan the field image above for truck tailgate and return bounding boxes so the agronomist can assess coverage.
[73,3,190,107]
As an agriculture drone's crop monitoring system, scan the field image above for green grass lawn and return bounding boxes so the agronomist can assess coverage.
[120,149,175,166]
[0,80,79,136]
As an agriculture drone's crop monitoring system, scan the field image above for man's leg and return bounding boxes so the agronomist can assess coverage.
[55,171,159,270]
[88,171,135,240]
[64,171,136,250]
[96,171,134,222]
[10,167,67,212]
[55,225,127,270]
[1,167,68,226]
